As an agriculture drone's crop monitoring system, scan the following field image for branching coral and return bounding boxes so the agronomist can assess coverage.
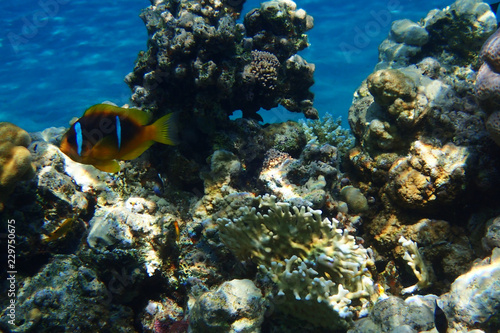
[398,236,432,294]
[300,113,354,157]
[216,195,375,322]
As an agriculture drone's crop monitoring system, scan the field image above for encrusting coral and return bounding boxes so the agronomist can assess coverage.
[0,122,36,210]
[216,194,375,326]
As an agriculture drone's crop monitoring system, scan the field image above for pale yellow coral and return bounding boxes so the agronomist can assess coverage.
[216,195,375,321]
[0,122,36,210]
[398,236,432,294]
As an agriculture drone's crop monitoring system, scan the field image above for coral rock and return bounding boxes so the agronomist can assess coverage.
[485,111,500,146]
[475,62,500,112]
[386,141,468,210]
[189,279,266,333]
[0,255,134,331]
[367,69,416,107]
[348,295,436,333]
[482,216,500,252]
[390,19,429,47]
[340,185,369,214]
[440,248,500,331]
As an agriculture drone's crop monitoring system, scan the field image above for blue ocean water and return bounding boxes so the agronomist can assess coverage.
[0,0,455,132]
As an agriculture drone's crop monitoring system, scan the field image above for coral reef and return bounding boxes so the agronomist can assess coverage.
[377,0,496,69]
[125,0,317,126]
[4,0,500,332]
[0,122,36,210]
[216,195,375,326]
[346,0,500,300]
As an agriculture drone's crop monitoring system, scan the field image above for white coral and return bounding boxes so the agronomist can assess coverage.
[399,236,431,294]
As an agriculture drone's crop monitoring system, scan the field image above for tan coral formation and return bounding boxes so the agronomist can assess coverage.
[0,122,36,210]
[366,68,448,129]
[386,141,468,209]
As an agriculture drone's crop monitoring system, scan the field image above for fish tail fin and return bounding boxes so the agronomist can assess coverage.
[149,112,179,145]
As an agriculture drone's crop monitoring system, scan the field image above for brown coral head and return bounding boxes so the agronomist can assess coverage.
[475,62,500,111]
[486,111,500,146]
[367,69,416,106]
[481,27,500,73]
[476,28,500,112]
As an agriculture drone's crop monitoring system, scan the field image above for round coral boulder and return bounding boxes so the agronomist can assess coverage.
[0,122,36,210]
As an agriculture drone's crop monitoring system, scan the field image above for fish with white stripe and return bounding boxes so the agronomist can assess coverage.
[60,104,178,173]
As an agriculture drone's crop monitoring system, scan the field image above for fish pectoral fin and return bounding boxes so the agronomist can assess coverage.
[120,141,154,160]
[91,136,119,160]
[93,160,121,173]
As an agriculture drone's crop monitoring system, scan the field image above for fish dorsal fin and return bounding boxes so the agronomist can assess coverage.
[83,104,152,125]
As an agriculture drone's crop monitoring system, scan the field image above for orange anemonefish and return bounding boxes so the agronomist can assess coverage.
[59,104,177,173]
